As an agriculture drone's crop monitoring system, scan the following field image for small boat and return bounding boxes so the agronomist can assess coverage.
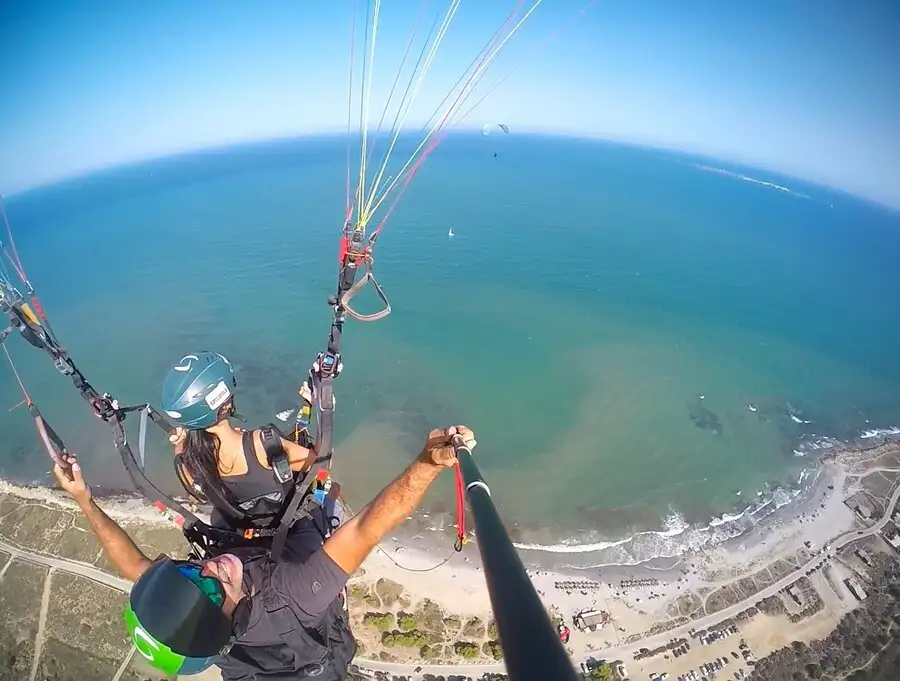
[448,228,454,238]
[747,404,757,412]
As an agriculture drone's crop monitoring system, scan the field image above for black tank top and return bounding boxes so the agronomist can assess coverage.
[219,431,284,516]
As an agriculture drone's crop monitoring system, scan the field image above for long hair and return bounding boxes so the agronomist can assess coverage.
[176,402,242,512]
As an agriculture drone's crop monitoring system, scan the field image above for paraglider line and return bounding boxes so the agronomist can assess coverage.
[368,1,522,216]
[3,344,32,404]
[458,0,599,127]
[419,0,524,135]
[345,0,358,222]
[363,0,429,186]
[366,5,440,215]
[1,194,31,289]
[367,0,545,224]
[360,0,463,224]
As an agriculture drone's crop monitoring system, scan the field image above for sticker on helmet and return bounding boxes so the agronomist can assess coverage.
[174,354,200,372]
[133,624,162,662]
[205,381,231,410]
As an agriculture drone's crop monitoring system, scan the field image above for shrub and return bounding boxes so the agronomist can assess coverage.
[453,641,480,659]
[362,612,395,631]
[381,629,427,648]
[397,612,419,632]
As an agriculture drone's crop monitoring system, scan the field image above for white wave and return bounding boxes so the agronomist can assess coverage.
[511,462,827,566]
[710,510,746,527]
[860,426,900,439]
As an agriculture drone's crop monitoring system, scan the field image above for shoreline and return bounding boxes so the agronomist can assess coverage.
[3,433,899,668]
[5,429,899,572]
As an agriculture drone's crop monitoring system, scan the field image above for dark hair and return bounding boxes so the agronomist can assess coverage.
[175,402,242,513]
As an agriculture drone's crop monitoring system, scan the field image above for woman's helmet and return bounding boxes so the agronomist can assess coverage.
[161,352,236,429]
[123,558,233,675]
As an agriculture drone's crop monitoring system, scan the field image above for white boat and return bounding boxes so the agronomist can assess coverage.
[448,228,454,238]
[747,404,757,412]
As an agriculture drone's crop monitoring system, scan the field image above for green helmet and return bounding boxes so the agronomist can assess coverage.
[161,352,236,429]
[123,558,232,675]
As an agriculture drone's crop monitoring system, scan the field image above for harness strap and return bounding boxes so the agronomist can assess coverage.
[259,424,294,488]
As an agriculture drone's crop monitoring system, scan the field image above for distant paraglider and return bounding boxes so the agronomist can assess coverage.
[482,122,510,135]
[482,122,509,157]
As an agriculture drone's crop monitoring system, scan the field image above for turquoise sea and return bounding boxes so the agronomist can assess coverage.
[2,135,900,561]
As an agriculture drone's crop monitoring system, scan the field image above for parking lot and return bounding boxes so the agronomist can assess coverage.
[629,624,756,681]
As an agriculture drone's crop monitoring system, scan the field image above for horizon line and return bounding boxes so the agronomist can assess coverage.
[4,130,897,216]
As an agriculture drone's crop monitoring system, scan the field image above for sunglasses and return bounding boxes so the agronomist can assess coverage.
[176,562,226,607]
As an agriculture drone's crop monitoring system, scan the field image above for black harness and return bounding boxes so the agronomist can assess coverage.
[1,218,389,561]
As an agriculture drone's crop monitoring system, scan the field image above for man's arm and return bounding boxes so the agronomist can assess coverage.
[324,426,475,575]
[52,456,152,582]
[79,498,153,582]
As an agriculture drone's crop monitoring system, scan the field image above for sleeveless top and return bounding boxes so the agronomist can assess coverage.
[219,431,286,518]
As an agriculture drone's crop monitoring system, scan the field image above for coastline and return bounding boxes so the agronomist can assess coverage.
[2,430,898,668]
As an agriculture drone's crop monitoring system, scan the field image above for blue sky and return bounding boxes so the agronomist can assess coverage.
[2,1,899,208]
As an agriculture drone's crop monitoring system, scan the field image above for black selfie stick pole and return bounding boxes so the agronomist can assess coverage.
[453,437,580,681]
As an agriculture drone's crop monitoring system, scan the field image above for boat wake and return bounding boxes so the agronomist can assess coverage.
[692,163,812,200]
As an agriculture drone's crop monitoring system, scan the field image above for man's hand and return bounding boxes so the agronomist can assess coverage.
[52,455,92,508]
[324,424,477,575]
[418,425,477,468]
[168,426,187,454]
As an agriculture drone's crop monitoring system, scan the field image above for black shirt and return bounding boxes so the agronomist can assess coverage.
[216,524,356,680]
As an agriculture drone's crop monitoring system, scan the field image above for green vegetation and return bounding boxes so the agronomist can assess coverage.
[377,651,396,662]
[443,616,461,630]
[487,619,498,639]
[348,583,369,600]
[462,616,485,638]
[453,641,480,659]
[364,594,380,608]
[483,639,503,660]
[585,662,613,681]
[381,629,427,648]
[362,612,395,631]
[420,644,442,661]
[397,612,418,632]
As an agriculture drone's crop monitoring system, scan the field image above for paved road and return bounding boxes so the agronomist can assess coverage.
[0,537,132,592]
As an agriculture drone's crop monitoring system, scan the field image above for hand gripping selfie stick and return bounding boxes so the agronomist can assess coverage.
[452,436,579,681]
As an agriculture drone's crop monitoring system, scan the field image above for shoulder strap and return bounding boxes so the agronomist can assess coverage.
[259,424,294,489]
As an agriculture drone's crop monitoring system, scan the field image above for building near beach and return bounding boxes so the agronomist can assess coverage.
[855,548,873,566]
[845,577,868,601]
[574,609,611,631]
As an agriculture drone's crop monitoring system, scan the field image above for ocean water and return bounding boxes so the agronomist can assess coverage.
[2,134,900,556]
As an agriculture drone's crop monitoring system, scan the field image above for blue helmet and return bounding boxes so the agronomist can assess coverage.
[161,352,237,429]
